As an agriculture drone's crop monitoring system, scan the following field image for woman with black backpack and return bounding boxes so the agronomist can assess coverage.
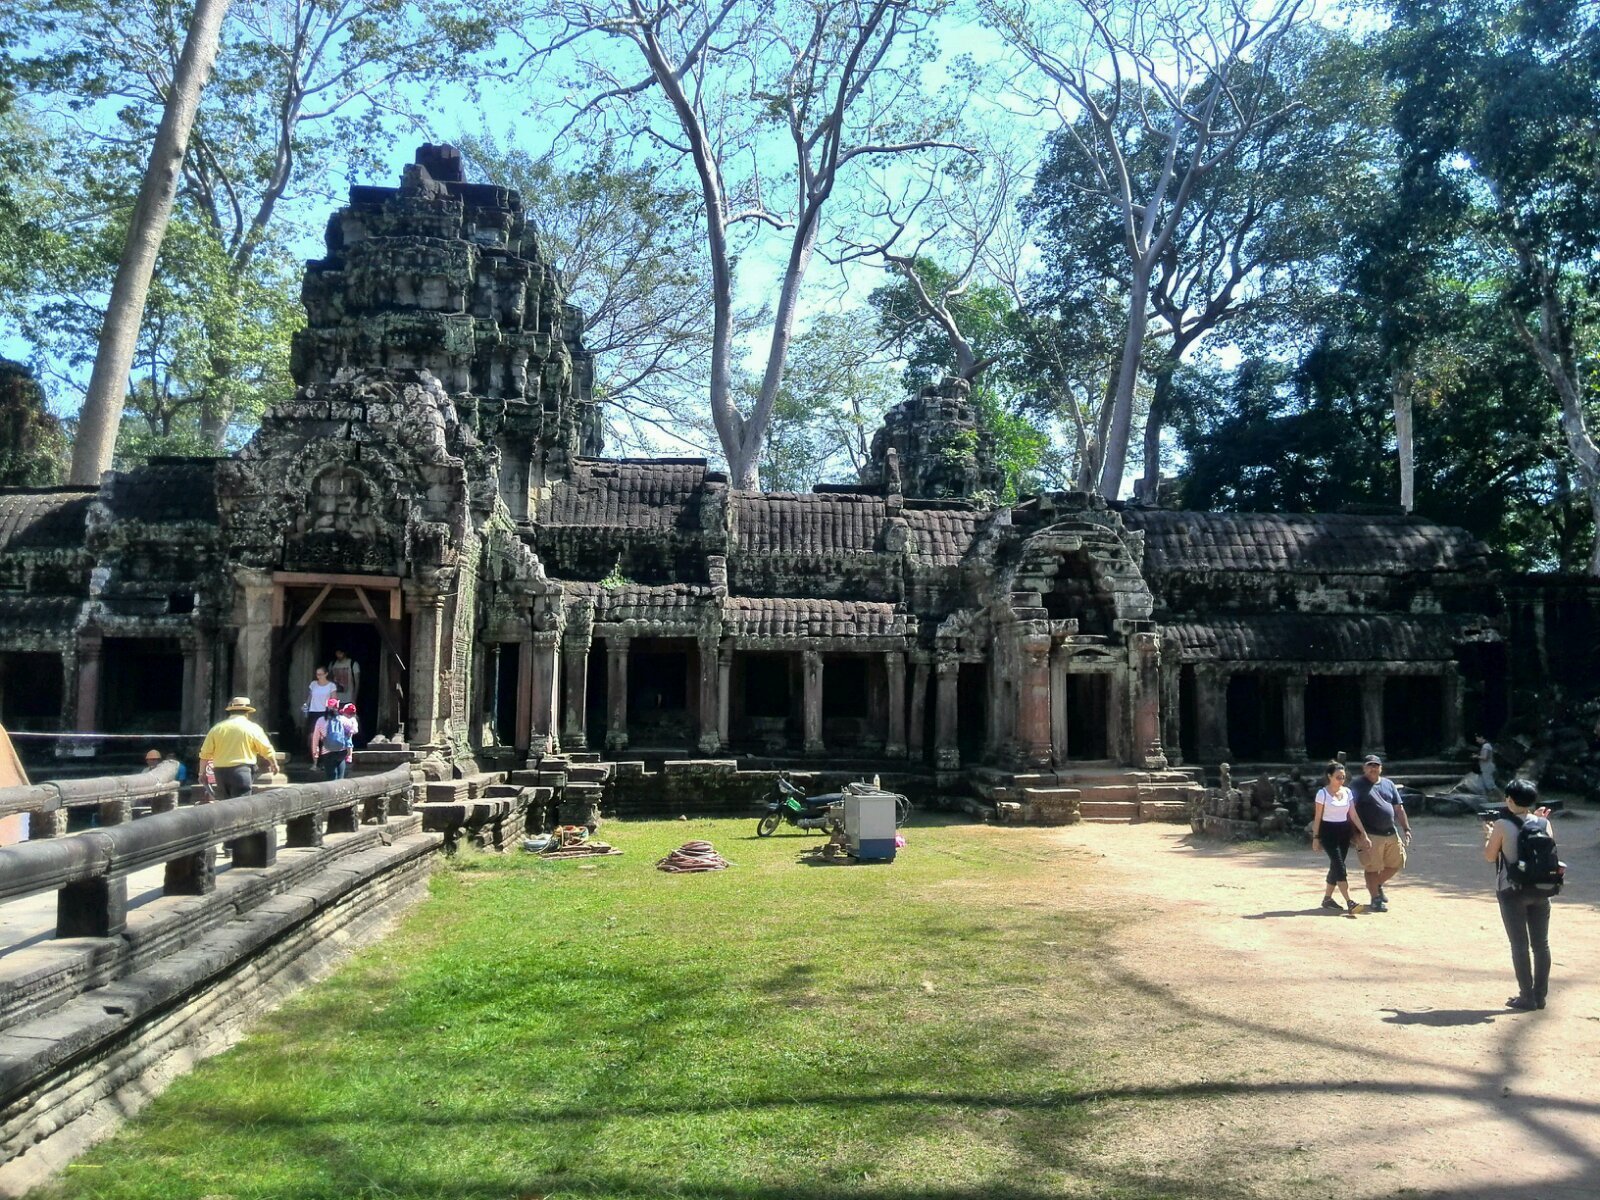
[1483,779,1562,1011]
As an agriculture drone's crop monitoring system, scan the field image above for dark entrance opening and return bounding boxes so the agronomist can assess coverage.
[1065,673,1110,760]
[492,644,521,748]
[735,652,794,753]
[0,652,63,732]
[101,638,184,733]
[317,622,382,747]
[823,654,877,752]
[585,647,609,748]
[629,640,692,748]
[1385,675,1445,758]
[1305,674,1362,761]
[957,662,988,762]
[1044,551,1115,635]
[1226,672,1284,761]
[1178,666,1198,764]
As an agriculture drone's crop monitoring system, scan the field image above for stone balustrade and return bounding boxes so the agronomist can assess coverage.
[0,761,181,836]
[0,765,417,939]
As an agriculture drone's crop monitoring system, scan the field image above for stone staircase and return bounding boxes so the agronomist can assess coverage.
[971,762,1204,826]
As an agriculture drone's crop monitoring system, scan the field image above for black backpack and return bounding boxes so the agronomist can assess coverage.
[1503,815,1565,896]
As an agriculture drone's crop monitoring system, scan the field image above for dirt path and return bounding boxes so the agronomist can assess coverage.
[1039,808,1600,1199]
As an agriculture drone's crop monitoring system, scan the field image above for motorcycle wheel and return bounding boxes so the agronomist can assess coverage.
[756,813,782,837]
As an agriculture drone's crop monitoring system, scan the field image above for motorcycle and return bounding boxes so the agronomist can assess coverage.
[756,774,842,837]
[755,773,911,837]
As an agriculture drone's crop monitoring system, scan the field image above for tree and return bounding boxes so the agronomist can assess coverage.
[8,0,503,454]
[518,0,966,488]
[1383,0,1600,570]
[457,137,738,454]
[0,359,67,487]
[68,0,231,484]
[984,0,1312,499]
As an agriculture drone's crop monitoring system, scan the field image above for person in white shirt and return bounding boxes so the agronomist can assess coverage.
[1475,734,1497,796]
[304,666,338,741]
[1310,761,1373,914]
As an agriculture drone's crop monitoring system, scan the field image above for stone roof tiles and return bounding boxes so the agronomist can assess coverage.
[1163,613,1496,664]
[733,492,886,555]
[903,507,981,565]
[725,597,911,639]
[567,582,716,625]
[1120,509,1487,575]
[542,459,706,531]
[0,489,95,553]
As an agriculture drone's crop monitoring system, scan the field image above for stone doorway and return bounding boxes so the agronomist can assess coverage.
[731,652,797,754]
[1063,673,1110,760]
[271,574,405,746]
[957,662,988,763]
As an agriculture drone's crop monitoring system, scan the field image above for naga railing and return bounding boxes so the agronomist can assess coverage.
[0,765,418,938]
[0,760,182,835]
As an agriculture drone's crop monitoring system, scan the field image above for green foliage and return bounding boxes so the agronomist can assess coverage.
[598,556,633,589]
[32,817,1132,1200]
[0,0,503,454]
[0,358,66,486]
[757,313,902,492]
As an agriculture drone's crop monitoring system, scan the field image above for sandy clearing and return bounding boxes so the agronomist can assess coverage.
[1021,808,1600,1199]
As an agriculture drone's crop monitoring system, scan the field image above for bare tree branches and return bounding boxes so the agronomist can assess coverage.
[516,0,966,487]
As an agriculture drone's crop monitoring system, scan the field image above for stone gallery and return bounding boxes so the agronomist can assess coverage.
[0,146,1511,813]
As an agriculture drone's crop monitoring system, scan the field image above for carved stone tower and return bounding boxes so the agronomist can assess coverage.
[864,377,1003,500]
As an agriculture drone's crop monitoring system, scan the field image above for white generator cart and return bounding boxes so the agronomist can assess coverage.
[843,782,900,862]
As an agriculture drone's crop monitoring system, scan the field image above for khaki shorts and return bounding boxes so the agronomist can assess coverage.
[1357,832,1406,873]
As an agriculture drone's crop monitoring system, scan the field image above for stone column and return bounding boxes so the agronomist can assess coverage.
[75,634,103,733]
[1132,633,1167,769]
[528,633,558,755]
[1196,665,1230,761]
[884,650,907,758]
[561,638,589,750]
[907,659,930,762]
[718,643,733,746]
[1282,672,1308,761]
[697,636,722,754]
[1441,667,1464,753]
[235,569,274,714]
[1050,646,1069,765]
[1361,671,1386,758]
[1018,633,1053,768]
[934,657,960,770]
[408,590,447,750]
[802,650,825,755]
[605,636,630,752]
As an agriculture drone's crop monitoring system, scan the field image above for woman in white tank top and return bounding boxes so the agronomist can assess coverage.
[1311,762,1373,913]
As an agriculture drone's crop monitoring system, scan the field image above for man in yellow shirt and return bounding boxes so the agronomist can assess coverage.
[198,697,276,799]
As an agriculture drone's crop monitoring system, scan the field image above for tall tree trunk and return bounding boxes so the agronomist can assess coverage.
[1138,356,1177,504]
[1392,367,1415,514]
[1097,277,1150,500]
[68,0,232,485]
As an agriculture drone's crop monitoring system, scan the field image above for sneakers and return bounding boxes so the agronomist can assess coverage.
[1321,897,1343,911]
[1507,995,1538,1011]
[1375,888,1388,903]
[1346,900,1360,915]
[1368,898,1388,913]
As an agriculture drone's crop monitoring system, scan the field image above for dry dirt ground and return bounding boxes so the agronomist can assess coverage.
[1011,806,1600,1200]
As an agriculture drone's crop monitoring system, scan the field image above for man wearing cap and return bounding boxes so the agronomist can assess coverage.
[1351,754,1412,912]
[142,748,188,784]
[198,697,277,799]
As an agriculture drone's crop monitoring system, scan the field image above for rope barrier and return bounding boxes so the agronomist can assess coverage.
[655,840,730,873]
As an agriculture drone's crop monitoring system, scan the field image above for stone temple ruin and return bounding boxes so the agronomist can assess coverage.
[0,145,1535,822]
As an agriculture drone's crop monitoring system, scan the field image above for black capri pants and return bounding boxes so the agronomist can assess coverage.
[1320,822,1353,884]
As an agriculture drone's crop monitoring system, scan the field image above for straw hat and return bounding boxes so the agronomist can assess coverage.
[225,696,255,713]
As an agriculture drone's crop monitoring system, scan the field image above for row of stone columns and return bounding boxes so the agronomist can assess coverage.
[1193,665,1465,762]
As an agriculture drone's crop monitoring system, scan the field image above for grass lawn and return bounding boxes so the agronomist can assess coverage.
[34,816,1189,1200]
